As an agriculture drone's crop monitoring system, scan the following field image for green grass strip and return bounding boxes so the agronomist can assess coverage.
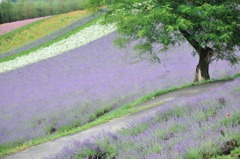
[0,74,240,158]
[0,15,103,63]
[0,17,51,40]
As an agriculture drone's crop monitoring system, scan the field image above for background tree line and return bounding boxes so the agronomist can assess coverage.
[0,0,87,24]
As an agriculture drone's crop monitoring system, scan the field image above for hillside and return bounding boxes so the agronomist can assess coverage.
[0,28,239,157]
[50,79,240,159]
[0,4,240,158]
[0,16,50,35]
[0,10,88,54]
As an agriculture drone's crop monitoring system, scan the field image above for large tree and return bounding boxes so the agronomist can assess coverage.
[88,0,240,82]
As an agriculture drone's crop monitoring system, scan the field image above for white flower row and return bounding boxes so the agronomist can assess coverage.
[0,23,116,73]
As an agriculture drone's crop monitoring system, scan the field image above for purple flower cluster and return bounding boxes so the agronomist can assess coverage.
[0,32,239,146]
[52,79,240,159]
[0,16,50,35]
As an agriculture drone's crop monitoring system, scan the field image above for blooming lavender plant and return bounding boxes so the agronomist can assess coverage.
[0,23,116,73]
[51,79,240,159]
[0,32,239,147]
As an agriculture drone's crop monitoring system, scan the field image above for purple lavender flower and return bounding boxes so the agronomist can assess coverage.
[50,79,240,159]
[0,32,239,146]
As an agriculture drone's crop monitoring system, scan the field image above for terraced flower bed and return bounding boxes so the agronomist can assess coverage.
[0,31,239,152]
[0,16,50,36]
[51,79,240,159]
[0,10,88,54]
[0,14,101,60]
[0,23,115,73]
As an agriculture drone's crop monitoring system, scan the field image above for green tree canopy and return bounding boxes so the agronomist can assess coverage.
[88,0,240,81]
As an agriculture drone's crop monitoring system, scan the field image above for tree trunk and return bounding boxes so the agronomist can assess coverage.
[194,47,213,82]
[179,29,214,82]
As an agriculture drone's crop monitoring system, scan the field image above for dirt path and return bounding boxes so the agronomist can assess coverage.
[4,80,232,159]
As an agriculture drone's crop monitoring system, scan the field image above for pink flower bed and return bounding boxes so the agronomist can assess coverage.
[0,16,50,35]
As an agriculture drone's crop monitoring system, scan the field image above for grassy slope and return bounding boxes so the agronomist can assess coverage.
[0,10,88,54]
[0,16,51,36]
[0,73,239,158]
[0,15,102,63]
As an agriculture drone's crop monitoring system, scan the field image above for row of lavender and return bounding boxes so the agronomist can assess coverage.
[0,32,239,146]
[0,23,115,73]
[51,78,240,159]
[0,14,100,59]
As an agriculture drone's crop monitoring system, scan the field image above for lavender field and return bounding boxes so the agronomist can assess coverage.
[0,32,239,147]
[51,78,240,159]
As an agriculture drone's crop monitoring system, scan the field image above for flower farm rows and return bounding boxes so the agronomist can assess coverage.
[0,14,100,60]
[0,10,88,54]
[51,79,240,159]
[0,31,239,148]
[0,16,50,36]
[0,23,116,73]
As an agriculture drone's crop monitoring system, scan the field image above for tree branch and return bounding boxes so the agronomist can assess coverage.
[179,29,203,54]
